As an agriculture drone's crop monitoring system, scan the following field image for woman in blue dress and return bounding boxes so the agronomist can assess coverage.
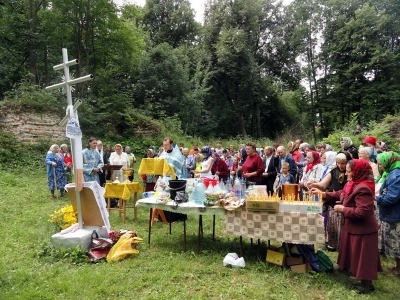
[45,144,67,199]
[82,137,103,184]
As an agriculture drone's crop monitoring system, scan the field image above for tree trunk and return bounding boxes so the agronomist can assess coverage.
[255,102,261,138]
[239,112,247,137]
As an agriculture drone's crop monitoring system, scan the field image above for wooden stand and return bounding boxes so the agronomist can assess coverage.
[151,209,168,226]
[102,164,123,182]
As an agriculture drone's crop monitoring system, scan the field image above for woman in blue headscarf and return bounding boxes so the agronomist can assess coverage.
[194,146,214,179]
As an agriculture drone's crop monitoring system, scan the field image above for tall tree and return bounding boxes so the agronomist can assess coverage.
[322,0,400,126]
[201,0,299,137]
[143,0,200,47]
[287,0,326,140]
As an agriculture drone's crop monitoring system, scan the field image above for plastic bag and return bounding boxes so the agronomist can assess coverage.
[106,232,143,263]
[223,253,246,268]
[87,230,114,262]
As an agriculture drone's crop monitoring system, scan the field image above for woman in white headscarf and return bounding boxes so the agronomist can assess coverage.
[319,151,337,181]
[359,146,379,180]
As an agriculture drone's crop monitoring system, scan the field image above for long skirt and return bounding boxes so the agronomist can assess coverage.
[326,207,342,250]
[47,166,67,191]
[337,230,382,280]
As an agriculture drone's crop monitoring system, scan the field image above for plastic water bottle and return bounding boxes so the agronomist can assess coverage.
[241,178,246,197]
[234,179,242,199]
[186,181,194,202]
[226,181,232,193]
[193,180,206,205]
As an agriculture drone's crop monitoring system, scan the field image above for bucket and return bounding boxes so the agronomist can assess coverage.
[168,180,187,201]
[282,184,299,200]
[201,178,219,187]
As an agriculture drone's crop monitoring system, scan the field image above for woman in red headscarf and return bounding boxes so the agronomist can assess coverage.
[311,159,381,294]
[299,150,323,189]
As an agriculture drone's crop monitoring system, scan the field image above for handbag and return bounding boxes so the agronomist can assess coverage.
[174,191,189,203]
[87,230,114,262]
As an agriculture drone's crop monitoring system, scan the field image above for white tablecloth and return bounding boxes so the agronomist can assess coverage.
[136,198,226,216]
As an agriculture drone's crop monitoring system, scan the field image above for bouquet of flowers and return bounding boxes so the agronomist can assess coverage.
[49,205,77,230]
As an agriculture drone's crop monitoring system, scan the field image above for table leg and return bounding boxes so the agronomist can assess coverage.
[212,215,216,241]
[133,192,137,220]
[107,198,111,213]
[183,218,187,252]
[169,221,172,235]
[240,235,243,257]
[122,199,126,224]
[197,215,202,255]
[200,215,203,238]
[148,208,152,244]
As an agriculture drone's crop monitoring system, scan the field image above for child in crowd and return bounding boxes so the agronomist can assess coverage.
[274,162,295,197]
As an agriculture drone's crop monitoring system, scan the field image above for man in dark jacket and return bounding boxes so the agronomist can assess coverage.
[276,146,297,179]
[261,146,278,194]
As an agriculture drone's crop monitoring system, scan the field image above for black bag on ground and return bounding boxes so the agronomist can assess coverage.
[159,211,187,223]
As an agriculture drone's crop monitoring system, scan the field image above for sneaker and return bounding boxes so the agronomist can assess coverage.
[325,245,337,252]
[50,195,56,200]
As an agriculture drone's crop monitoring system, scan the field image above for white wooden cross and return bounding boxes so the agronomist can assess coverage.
[46,48,93,229]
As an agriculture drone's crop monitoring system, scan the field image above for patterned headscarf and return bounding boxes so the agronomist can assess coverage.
[340,137,353,149]
[201,146,212,161]
[213,152,220,160]
[305,150,321,173]
[377,152,400,184]
[342,159,375,195]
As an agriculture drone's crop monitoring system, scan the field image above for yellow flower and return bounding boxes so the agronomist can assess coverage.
[49,205,77,230]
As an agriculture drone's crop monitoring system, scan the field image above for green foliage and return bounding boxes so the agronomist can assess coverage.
[321,113,395,150]
[143,0,200,47]
[134,43,193,129]
[36,243,88,265]
[2,80,63,112]
[0,130,51,170]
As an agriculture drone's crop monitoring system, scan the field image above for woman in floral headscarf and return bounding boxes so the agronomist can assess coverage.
[309,152,352,252]
[376,151,400,276]
[340,137,359,159]
[299,150,323,189]
[311,159,381,294]
[211,152,229,182]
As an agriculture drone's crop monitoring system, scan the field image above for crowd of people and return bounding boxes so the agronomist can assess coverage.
[44,134,400,294]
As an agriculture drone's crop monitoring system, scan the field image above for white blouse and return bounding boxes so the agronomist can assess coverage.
[200,157,213,179]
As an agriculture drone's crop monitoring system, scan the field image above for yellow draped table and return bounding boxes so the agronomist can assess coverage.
[103,182,143,223]
[138,158,177,179]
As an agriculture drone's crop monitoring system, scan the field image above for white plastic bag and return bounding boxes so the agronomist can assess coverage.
[223,253,245,268]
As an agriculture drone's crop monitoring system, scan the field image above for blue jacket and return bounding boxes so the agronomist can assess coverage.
[376,168,400,223]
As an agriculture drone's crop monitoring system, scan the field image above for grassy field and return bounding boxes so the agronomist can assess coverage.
[0,168,399,300]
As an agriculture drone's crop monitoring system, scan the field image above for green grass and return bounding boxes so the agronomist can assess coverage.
[0,169,399,300]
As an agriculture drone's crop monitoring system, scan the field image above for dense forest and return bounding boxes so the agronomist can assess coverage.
[1,0,399,141]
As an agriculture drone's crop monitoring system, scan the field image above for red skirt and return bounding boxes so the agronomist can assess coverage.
[337,230,382,280]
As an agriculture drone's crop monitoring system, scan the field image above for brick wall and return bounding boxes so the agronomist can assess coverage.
[2,111,65,143]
